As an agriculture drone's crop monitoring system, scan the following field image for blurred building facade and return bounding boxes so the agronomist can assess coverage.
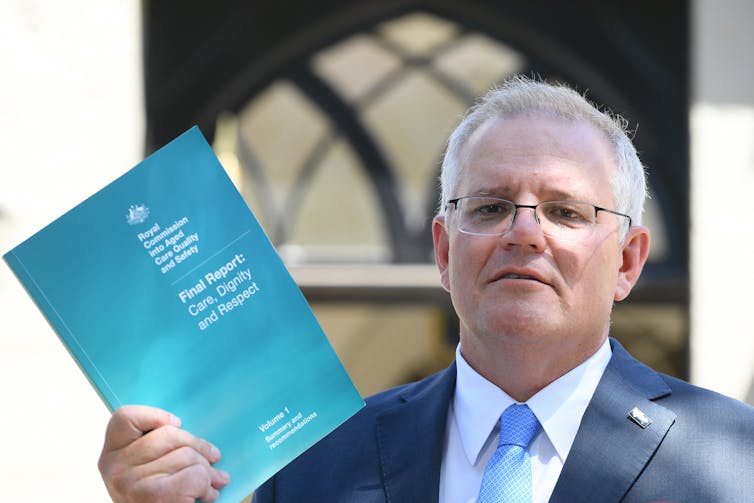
[1,0,753,501]
[144,1,691,395]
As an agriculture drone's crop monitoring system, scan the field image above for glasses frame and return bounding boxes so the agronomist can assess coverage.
[446,196,633,237]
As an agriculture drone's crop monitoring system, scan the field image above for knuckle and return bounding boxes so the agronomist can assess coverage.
[110,406,133,428]
[123,425,180,460]
[98,455,133,498]
[109,470,138,500]
[97,452,110,476]
[175,445,203,465]
[156,424,192,446]
[149,481,174,503]
[174,463,214,499]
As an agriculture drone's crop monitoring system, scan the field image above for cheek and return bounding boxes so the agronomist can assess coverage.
[552,240,617,297]
[563,246,620,306]
[549,241,586,290]
[447,239,490,291]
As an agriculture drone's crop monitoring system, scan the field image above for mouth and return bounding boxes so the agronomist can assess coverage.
[502,273,538,280]
[493,269,550,286]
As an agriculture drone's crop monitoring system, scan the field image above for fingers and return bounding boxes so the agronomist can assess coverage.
[122,425,221,467]
[135,447,230,499]
[172,464,220,502]
[112,463,228,503]
[168,462,228,503]
[99,405,230,503]
[104,405,182,452]
[210,464,231,490]
[102,442,230,503]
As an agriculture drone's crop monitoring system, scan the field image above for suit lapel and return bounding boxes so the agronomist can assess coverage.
[550,339,677,502]
[375,363,456,503]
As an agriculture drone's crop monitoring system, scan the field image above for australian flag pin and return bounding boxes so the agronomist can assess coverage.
[628,407,653,429]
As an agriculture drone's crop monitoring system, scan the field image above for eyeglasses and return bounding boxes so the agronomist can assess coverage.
[446,196,632,240]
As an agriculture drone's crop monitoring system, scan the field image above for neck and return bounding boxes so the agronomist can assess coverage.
[459,330,608,402]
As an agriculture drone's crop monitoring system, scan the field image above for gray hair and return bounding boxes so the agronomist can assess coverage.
[438,76,647,234]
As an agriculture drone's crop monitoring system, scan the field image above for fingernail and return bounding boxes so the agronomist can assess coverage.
[220,470,230,483]
[211,445,221,460]
[169,414,182,427]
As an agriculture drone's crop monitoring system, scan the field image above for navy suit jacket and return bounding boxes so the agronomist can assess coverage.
[253,339,754,502]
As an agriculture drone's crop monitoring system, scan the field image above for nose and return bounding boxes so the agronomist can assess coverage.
[503,206,546,251]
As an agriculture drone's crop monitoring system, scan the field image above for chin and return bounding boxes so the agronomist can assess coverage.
[499,301,555,325]
[482,310,559,342]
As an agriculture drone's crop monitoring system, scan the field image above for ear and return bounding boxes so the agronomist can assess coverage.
[432,215,451,292]
[614,225,650,301]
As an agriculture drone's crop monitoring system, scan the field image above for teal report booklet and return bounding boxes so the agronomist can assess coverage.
[4,127,364,502]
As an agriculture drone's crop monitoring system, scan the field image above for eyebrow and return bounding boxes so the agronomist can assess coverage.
[543,188,586,201]
[472,187,588,202]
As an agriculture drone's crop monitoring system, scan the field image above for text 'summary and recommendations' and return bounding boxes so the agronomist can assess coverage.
[258,407,319,450]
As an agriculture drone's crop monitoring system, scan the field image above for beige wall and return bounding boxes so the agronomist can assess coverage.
[0,1,142,499]
[690,0,754,404]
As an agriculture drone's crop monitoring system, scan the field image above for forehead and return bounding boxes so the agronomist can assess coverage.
[457,115,617,201]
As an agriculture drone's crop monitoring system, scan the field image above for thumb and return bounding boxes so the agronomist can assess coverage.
[103,405,182,452]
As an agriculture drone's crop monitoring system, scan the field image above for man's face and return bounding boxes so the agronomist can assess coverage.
[433,115,649,366]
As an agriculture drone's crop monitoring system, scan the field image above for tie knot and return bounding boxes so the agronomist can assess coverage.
[498,404,541,448]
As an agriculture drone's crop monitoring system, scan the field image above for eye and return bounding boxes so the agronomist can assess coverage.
[470,200,513,218]
[554,207,580,219]
[542,202,593,226]
[478,204,506,214]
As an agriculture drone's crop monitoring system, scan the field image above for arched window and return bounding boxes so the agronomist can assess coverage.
[146,3,689,392]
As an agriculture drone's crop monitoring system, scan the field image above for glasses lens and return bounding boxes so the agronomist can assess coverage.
[537,201,596,239]
[455,197,515,236]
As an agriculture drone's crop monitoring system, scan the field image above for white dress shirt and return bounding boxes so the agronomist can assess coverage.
[439,338,612,503]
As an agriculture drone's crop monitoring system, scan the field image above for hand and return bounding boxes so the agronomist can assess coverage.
[98,405,230,503]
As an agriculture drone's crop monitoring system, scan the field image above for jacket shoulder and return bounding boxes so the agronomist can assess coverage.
[657,371,754,425]
[626,366,754,500]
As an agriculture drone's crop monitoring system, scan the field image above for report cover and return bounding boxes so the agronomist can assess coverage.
[3,126,365,502]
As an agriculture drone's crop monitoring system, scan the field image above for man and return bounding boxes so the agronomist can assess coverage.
[99,77,754,502]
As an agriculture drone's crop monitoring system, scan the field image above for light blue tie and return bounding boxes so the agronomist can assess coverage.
[478,404,541,503]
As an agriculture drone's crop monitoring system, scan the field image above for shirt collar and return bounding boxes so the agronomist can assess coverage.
[453,338,612,465]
